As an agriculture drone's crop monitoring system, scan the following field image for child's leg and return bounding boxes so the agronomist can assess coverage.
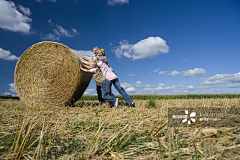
[100,79,116,105]
[97,84,105,103]
[112,78,134,105]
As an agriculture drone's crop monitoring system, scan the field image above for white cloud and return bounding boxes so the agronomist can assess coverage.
[42,19,80,40]
[125,87,135,92]
[120,83,132,89]
[8,83,16,93]
[165,86,171,90]
[142,88,153,92]
[228,83,240,88]
[158,83,166,87]
[171,85,177,90]
[187,85,194,90]
[0,0,32,33]
[3,92,16,96]
[18,5,31,16]
[113,36,169,60]
[35,0,56,3]
[3,92,11,95]
[48,19,53,25]
[41,33,60,41]
[54,24,73,37]
[183,68,206,77]
[178,84,185,88]
[168,70,180,76]
[108,0,129,6]
[135,81,143,88]
[164,68,206,77]
[153,69,159,72]
[128,73,135,76]
[84,89,94,95]
[72,28,80,35]
[110,79,237,95]
[71,49,94,57]
[145,84,151,88]
[200,80,225,85]
[139,82,201,95]
[136,81,143,85]
[0,47,19,61]
[180,59,188,62]
[200,72,240,85]
[158,71,168,75]
[155,85,165,91]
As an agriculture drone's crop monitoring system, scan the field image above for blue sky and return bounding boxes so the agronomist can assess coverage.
[0,0,240,96]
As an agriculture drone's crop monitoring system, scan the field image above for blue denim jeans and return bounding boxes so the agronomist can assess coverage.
[100,79,116,105]
[110,78,133,105]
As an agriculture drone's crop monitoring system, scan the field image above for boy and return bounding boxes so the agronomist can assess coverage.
[79,60,121,108]
[82,47,104,103]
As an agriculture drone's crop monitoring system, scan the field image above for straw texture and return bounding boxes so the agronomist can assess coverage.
[14,41,92,107]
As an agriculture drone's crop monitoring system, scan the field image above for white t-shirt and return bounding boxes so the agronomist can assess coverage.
[90,68,96,73]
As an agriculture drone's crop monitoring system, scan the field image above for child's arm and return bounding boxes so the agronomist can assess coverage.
[80,64,91,73]
[79,55,90,65]
[81,62,91,69]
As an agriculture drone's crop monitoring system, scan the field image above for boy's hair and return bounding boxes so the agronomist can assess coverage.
[93,47,98,50]
[98,48,106,56]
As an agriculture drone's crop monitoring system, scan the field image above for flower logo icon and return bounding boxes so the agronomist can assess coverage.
[182,110,196,124]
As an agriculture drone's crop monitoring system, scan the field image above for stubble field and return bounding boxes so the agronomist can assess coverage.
[0,98,240,159]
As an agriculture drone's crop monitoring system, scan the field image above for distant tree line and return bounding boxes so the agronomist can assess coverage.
[0,95,20,99]
[80,94,240,100]
[1,94,240,100]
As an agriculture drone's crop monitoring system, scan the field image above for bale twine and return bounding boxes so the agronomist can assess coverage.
[14,41,92,107]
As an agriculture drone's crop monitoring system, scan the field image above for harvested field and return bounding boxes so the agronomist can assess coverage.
[0,98,240,159]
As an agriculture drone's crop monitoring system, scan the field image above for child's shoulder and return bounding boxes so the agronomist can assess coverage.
[100,56,107,60]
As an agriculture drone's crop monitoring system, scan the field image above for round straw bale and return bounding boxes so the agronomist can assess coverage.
[14,41,92,107]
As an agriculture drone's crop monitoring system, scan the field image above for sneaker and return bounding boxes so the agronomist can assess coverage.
[115,98,119,108]
[129,102,135,107]
[99,101,105,105]
[118,103,122,108]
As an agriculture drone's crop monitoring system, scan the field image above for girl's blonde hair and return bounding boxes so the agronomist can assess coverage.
[89,60,96,66]
[92,56,99,62]
[98,48,106,56]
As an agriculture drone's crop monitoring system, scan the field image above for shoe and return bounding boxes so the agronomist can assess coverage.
[115,98,119,108]
[99,101,105,105]
[118,103,122,108]
[129,102,135,107]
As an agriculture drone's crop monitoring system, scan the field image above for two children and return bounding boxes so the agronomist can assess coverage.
[79,56,121,108]
[96,48,134,107]
[80,52,135,107]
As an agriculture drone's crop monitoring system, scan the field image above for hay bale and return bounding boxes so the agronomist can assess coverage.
[14,41,92,107]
